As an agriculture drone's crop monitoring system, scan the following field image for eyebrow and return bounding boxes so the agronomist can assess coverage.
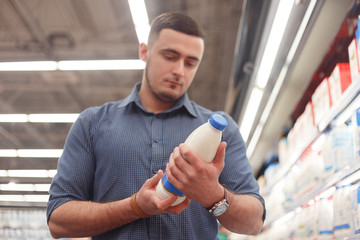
[160,48,200,62]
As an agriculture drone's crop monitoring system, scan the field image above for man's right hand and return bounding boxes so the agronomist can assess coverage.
[135,170,191,216]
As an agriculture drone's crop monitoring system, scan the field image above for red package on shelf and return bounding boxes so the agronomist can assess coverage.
[329,63,351,105]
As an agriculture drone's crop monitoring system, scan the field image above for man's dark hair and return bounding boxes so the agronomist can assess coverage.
[148,12,205,45]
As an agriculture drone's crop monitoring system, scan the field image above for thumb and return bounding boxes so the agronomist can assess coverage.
[212,142,227,169]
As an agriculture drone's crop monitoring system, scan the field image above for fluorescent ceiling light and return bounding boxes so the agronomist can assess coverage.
[239,0,293,145]
[246,0,317,158]
[58,59,145,71]
[0,183,50,192]
[0,61,57,71]
[0,149,17,157]
[0,170,57,178]
[128,0,150,44]
[240,87,264,142]
[246,66,289,156]
[0,114,28,122]
[28,113,79,123]
[261,0,316,122]
[17,149,63,158]
[0,149,62,158]
[246,124,263,157]
[255,0,294,89]
[0,59,145,71]
[260,66,289,126]
[0,113,79,123]
[0,194,49,202]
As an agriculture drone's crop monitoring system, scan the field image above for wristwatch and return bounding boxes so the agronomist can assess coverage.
[208,187,229,217]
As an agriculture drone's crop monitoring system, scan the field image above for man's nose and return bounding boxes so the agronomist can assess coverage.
[172,61,185,77]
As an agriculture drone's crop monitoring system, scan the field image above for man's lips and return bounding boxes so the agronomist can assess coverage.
[167,80,182,86]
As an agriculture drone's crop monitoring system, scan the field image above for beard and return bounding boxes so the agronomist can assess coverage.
[145,61,183,103]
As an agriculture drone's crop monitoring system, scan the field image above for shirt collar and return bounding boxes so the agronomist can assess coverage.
[118,82,197,117]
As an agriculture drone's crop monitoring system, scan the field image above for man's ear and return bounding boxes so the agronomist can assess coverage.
[139,43,148,62]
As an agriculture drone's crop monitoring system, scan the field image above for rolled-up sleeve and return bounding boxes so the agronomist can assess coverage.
[46,109,96,223]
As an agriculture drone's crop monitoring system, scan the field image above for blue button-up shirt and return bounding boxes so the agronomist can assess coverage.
[47,83,265,240]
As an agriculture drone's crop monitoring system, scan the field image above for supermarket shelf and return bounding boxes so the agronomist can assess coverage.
[319,78,360,131]
[263,79,360,196]
[262,135,319,196]
[265,162,360,227]
[287,161,360,210]
[263,79,360,227]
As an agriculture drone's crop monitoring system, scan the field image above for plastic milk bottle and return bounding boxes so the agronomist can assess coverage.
[156,114,228,206]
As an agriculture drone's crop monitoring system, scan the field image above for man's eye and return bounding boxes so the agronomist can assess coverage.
[186,61,197,67]
[164,54,177,60]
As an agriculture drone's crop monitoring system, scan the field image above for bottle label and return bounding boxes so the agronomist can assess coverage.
[161,174,185,196]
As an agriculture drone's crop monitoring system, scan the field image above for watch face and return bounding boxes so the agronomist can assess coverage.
[214,203,228,216]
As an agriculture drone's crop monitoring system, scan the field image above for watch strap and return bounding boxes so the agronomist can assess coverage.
[208,186,229,216]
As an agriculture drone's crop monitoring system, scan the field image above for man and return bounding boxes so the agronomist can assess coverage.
[47,12,265,239]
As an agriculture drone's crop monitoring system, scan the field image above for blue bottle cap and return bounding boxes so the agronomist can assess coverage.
[162,173,185,196]
[209,114,227,131]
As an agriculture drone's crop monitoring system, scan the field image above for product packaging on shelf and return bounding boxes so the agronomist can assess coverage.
[322,131,336,177]
[329,124,354,171]
[318,197,334,239]
[328,63,351,105]
[353,108,360,163]
[278,137,288,165]
[348,38,360,82]
[287,125,297,157]
[333,185,354,238]
[353,185,360,235]
[264,162,279,187]
[302,101,317,146]
[263,179,286,222]
[286,101,316,158]
[312,77,332,126]
[296,150,324,199]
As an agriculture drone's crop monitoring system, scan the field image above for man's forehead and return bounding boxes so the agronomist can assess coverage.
[155,29,204,58]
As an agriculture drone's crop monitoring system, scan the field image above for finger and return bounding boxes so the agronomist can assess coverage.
[168,152,175,165]
[168,151,182,170]
[144,169,164,188]
[211,142,227,169]
[179,143,200,165]
[165,163,180,185]
[167,197,191,214]
[156,195,178,210]
[170,147,190,173]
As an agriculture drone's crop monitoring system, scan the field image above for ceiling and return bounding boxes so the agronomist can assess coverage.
[0,0,357,207]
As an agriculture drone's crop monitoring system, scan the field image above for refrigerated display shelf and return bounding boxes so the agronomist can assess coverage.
[266,162,360,226]
[263,79,360,227]
[263,79,360,197]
